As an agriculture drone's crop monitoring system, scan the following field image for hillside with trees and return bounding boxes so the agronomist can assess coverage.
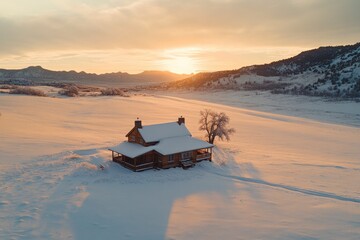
[166,43,360,98]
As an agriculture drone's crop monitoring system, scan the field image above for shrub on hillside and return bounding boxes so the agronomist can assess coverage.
[59,85,79,97]
[100,88,128,97]
[77,85,101,92]
[0,85,17,89]
[9,87,47,97]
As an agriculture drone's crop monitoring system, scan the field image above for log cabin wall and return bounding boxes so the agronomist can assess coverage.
[127,129,158,147]
[154,152,163,168]
[134,151,155,165]
[161,151,203,169]
[160,151,200,168]
[161,153,181,169]
[191,150,197,163]
[113,148,212,171]
[128,128,147,146]
[161,155,169,168]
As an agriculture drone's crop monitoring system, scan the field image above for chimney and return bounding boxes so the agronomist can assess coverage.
[178,116,185,125]
[135,117,142,128]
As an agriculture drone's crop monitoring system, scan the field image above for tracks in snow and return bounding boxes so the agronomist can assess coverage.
[204,166,360,204]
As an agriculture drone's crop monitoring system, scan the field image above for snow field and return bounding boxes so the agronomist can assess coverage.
[0,93,359,239]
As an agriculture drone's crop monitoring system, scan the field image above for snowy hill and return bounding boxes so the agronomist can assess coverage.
[0,66,190,87]
[169,43,360,98]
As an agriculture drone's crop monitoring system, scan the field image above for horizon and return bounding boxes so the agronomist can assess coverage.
[0,65,193,75]
[2,41,359,75]
[0,0,359,74]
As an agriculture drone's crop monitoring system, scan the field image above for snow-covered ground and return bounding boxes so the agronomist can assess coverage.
[0,93,359,239]
[150,90,360,127]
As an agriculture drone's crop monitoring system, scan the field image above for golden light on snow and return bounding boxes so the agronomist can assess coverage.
[165,193,221,237]
[1,93,360,238]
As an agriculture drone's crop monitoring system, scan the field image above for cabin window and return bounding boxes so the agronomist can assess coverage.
[130,135,135,142]
[168,154,174,163]
[181,151,191,159]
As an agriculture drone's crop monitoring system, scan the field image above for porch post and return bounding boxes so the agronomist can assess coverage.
[209,148,212,161]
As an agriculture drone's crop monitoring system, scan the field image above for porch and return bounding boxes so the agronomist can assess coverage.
[111,151,154,172]
[195,148,212,162]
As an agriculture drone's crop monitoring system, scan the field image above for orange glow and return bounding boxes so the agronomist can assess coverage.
[0,1,358,73]
[162,56,197,74]
[158,48,201,74]
[165,193,225,238]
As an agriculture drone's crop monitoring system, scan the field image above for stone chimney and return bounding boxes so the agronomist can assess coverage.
[178,116,185,125]
[135,118,142,128]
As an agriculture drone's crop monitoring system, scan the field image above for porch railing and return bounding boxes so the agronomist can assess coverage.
[114,157,154,171]
[113,156,123,163]
[196,152,211,161]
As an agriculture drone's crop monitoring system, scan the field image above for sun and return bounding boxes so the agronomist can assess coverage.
[163,56,197,74]
[160,48,200,74]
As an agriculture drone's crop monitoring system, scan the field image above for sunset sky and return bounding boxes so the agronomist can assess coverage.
[0,0,359,74]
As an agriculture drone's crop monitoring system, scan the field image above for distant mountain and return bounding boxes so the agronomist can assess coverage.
[0,66,190,87]
[168,42,360,98]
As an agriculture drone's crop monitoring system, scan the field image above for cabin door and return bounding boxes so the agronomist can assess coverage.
[154,154,159,168]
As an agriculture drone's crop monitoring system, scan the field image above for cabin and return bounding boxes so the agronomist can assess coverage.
[109,117,214,171]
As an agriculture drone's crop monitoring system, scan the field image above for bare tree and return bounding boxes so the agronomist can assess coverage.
[199,109,235,144]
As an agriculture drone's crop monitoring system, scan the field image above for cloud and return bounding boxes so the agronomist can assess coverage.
[1,0,359,54]
[0,0,359,72]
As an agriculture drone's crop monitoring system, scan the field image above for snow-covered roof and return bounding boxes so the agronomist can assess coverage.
[109,141,154,158]
[109,136,213,158]
[138,122,191,142]
[155,136,213,155]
